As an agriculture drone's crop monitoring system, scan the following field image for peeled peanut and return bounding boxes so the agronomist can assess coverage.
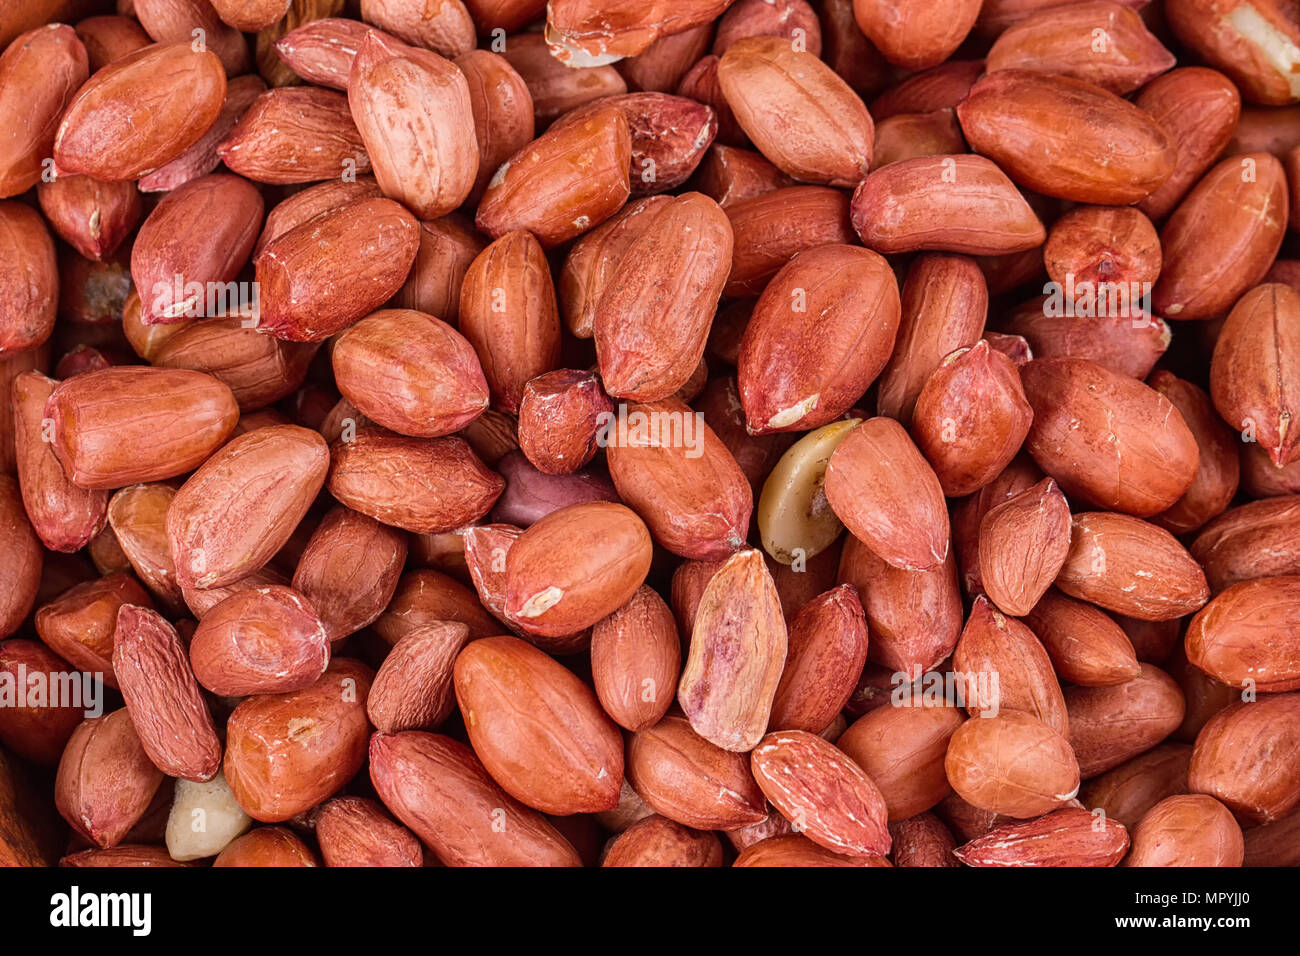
[165,770,253,862]
[1165,0,1300,105]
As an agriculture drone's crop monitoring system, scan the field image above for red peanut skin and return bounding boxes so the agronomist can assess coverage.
[878,254,988,426]
[1124,794,1244,867]
[851,155,1046,255]
[872,109,964,168]
[38,174,141,261]
[34,572,153,687]
[256,177,384,256]
[739,244,900,434]
[0,24,89,198]
[985,1,1174,95]
[455,49,535,201]
[360,0,475,58]
[503,501,652,637]
[217,86,370,186]
[853,0,982,71]
[717,36,873,186]
[678,548,788,752]
[726,185,855,296]
[594,193,733,402]
[517,370,614,475]
[1210,283,1300,468]
[0,201,58,354]
[1164,0,1300,106]
[189,586,331,697]
[1023,589,1142,687]
[954,595,1070,737]
[55,708,165,849]
[1191,496,1300,592]
[60,846,190,868]
[957,69,1176,204]
[500,31,627,125]
[1189,692,1300,824]
[75,17,151,72]
[292,505,408,643]
[213,827,319,867]
[750,730,892,857]
[619,21,713,92]
[369,731,582,867]
[224,659,374,823]
[112,605,222,782]
[837,533,962,675]
[366,621,471,733]
[133,0,253,75]
[1135,67,1242,221]
[333,308,490,437]
[562,195,672,339]
[328,429,504,535]
[1150,372,1240,535]
[46,366,240,489]
[911,340,1033,498]
[1019,358,1199,517]
[54,42,227,182]
[210,0,294,33]
[890,812,959,867]
[459,230,561,414]
[602,815,724,867]
[605,398,752,561]
[767,584,868,735]
[945,711,1081,818]
[130,173,264,324]
[0,639,84,765]
[453,635,624,814]
[348,29,478,219]
[11,372,108,552]
[871,58,985,119]
[733,833,888,866]
[552,92,718,197]
[1153,153,1288,320]
[374,568,501,646]
[273,17,373,91]
[314,795,423,867]
[714,0,821,57]
[839,704,965,821]
[475,106,632,249]
[955,807,1130,866]
[1066,664,1187,778]
[978,478,1073,618]
[166,425,330,589]
[140,73,269,194]
[590,586,680,732]
[255,197,421,343]
[392,212,485,322]
[825,417,951,571]
[626,714,768,831]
